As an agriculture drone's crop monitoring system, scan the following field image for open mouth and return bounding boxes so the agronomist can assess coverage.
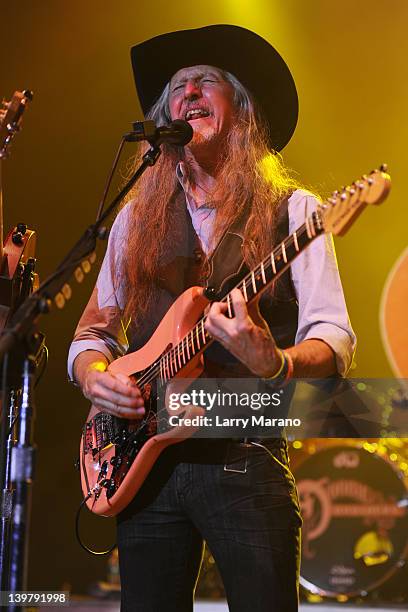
[185,108,211,121]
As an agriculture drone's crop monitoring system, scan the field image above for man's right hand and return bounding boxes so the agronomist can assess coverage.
[73,351,145,419]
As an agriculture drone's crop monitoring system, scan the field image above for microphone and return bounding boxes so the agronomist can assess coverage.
[124,119,193,146]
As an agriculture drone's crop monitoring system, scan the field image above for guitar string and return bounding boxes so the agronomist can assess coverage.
[135,227,312,389]
[135,216,320,389]
[136,234,298,387]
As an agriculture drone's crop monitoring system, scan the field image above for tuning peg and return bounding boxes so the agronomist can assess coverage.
[380,163,388,172]
[349,188,356,195]
[328,197,336,205]
[340,193,347,201]
[23,90,34,101]
[89,251,97,264]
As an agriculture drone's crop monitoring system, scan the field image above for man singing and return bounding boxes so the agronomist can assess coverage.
[68,25,355,611]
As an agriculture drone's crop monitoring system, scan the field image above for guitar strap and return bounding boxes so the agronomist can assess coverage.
[203,212,249,301]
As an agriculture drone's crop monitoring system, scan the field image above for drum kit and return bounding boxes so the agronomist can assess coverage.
[291,439,408,601]
[195,438,408,603]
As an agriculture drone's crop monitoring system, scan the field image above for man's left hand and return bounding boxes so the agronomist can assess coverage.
[204,288,282,378]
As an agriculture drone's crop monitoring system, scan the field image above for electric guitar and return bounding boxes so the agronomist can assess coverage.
[80,167,391,516]
[0,90,37,330]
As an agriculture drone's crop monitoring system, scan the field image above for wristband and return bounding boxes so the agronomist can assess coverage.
[283,350,294,383]
[263,349,293,387]
[265,349,285,379]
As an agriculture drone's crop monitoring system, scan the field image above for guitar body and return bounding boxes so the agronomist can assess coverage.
[380,246,408,377]
[0,90,35,330]
[80,285,209,516]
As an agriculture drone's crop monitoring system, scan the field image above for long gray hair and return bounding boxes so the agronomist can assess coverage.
[122,67,304,324]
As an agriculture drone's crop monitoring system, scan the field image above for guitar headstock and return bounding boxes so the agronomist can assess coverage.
[0,90,33,159]
[319,165,391,236]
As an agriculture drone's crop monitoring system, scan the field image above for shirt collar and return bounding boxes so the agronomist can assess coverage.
[176,161,216,212]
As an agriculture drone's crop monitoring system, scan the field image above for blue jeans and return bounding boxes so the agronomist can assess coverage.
[117,438,302,611]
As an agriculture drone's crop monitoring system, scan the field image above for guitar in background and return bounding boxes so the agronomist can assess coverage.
[0,90,37,329]
[380,247,408,377]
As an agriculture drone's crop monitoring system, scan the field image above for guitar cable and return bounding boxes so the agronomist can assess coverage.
[74,491,117,556]
[249,440,297,482]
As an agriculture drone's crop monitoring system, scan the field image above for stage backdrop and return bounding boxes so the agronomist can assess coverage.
[0,0,406,594]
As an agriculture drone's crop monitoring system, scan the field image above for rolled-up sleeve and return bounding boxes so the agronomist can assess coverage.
[67,205,131,381]
[288,190,357,376]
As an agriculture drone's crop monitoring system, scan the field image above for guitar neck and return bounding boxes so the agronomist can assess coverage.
[0,90,33,266]
[144,209,324,387]
[228,209,324,307]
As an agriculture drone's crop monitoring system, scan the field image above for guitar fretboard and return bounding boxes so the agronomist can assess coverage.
[136,210,324,389]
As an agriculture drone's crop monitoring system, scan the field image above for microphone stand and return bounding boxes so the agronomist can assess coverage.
[0,260,44,597]
[0,138,162,608]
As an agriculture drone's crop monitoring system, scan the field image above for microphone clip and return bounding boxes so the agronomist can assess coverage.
[124,120,157,143]
[123,119,193,147]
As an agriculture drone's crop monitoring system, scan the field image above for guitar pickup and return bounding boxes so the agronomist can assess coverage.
[84,413,122,454]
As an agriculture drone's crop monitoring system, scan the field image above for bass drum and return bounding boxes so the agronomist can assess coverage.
[294,443,408,597]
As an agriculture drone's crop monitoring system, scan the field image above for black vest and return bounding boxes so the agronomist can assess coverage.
[128,190,299,376]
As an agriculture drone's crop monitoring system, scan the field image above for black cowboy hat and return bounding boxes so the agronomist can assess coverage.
[130,24,298,152]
